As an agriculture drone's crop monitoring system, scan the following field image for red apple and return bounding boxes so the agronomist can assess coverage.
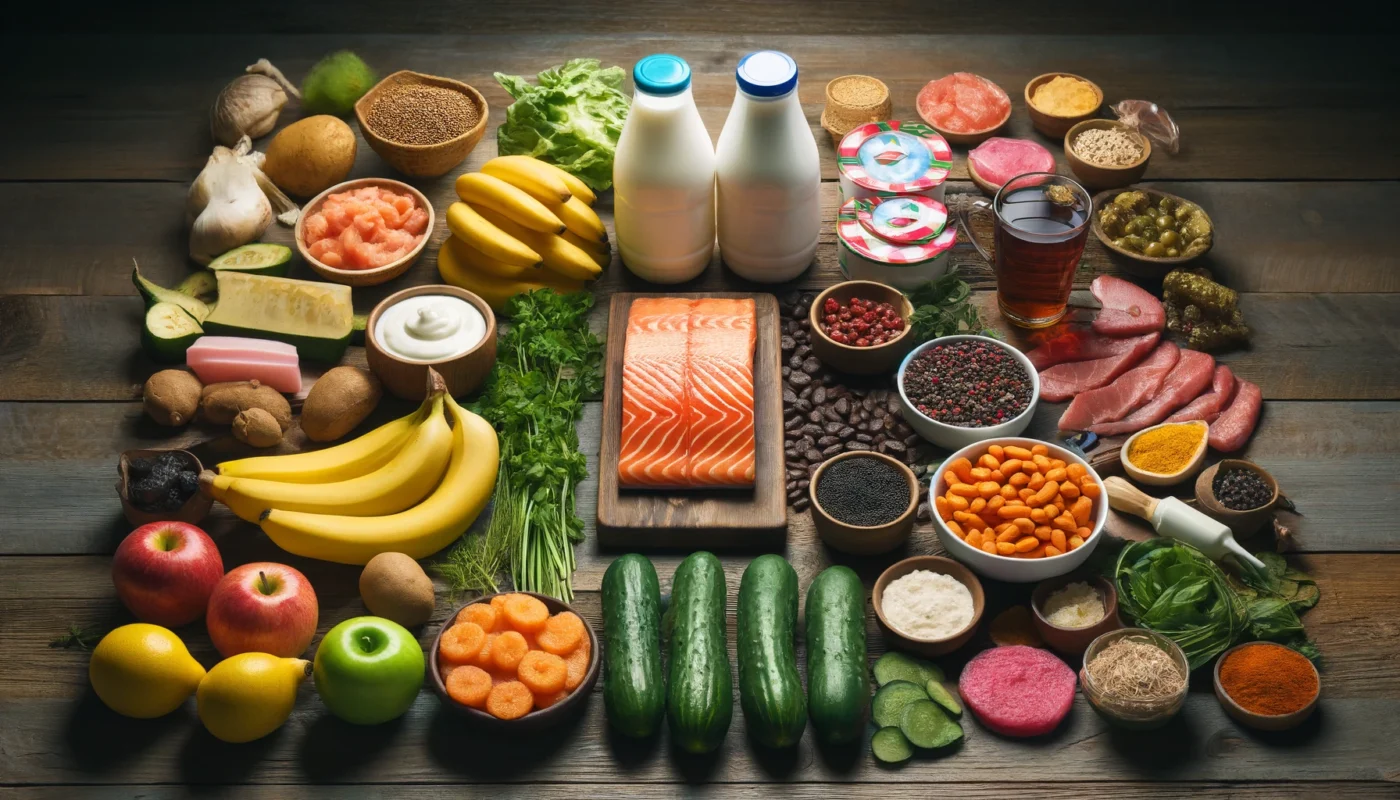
[206,562,318,658]
[112,521,223,627]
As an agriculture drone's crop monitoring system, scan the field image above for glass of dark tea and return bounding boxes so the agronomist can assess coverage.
[956,173,1092,328]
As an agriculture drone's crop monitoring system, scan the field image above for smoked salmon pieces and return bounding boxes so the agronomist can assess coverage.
[618,298,756,489]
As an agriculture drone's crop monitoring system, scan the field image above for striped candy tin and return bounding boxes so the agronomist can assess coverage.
[837,195,958,290]
[837,120,953,205]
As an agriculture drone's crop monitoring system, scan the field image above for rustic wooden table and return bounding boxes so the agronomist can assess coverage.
[3,6,1399,798]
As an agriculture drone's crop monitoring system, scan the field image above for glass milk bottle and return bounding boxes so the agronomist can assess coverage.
[715,50,821,282]
[613,54,716,283]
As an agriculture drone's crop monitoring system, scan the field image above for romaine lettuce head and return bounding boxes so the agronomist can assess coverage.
[494,58,629,192]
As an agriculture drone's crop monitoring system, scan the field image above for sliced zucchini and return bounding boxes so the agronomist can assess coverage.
[175,270,218,304]
[208,243,293,276]
[873,651,944,687]
[871,680,928,729]
[925,679,963,717]
[142,302,203,363]
[871,727,913,764]
[351,313,368,346]
[203,271,352,363]
[898,699,962,749]
[132,264,210,322]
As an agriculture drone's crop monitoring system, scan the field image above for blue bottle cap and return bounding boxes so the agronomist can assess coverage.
[633,54,691,96]
[736,51,798,97]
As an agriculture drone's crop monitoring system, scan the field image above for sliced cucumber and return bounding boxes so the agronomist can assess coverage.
[898,699,962,749]
[871,680,928,729]
[926,679,963,717]
[142,302,202,363]
[175,270,218,304]
[203,271,352,363]
[132,264,210,322]
[871,727,913,764]
[208,243,293,276]
[873,651,944,687]
[351,313,368,346]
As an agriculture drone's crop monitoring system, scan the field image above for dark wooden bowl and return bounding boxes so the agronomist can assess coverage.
[116,449,213,526]
[1024,73,1103,138]
[295,178,434,287]
[809,451,918,555]
[965,156,1001,196]
[1195,459,1280,537]
[366,284,498,400]
[1031,572,1121,657]
[873,556,985,657]
[1214,641,1319,731]
[806,280,916,376]
[355,70,488,178]
[1064,119,1151,191]
[1090,187,1215,277]
[429,592,600,732]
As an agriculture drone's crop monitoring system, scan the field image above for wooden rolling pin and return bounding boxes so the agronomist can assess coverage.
[1104,476,1266,571]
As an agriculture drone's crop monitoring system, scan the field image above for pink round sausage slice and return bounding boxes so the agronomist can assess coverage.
[959,645,1076,737]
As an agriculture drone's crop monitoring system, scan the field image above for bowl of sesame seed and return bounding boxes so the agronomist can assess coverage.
[1064,119,1151,192]
[896,335,1039,450]
[356,70,489,178]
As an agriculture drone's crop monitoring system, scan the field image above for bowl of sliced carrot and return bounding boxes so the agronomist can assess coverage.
[429,591,599,730]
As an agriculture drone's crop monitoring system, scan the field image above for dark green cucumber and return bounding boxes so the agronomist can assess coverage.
[602,554,665,738]
[805,565,868,744]
[737,554,806,748]
[666,551,732,754]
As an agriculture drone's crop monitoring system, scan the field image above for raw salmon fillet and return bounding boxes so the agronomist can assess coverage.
[1058,342,1180,431]
[686,299,756,486]
[1167,365,1237,424]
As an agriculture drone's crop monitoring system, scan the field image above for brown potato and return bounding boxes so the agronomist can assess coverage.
[200,380,292,431]
[143,369,203,427]
[301,367,383,442]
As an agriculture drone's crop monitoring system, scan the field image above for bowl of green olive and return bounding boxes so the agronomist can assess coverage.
[1092,188,1214,276]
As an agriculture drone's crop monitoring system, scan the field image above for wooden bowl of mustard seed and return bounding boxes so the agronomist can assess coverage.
[356,70,488,178]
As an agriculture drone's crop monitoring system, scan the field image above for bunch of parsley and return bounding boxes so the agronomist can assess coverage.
[906,272,992,342]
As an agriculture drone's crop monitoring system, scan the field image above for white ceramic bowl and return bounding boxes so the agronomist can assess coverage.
[931,437,1109,582]
[897,335,1040,450]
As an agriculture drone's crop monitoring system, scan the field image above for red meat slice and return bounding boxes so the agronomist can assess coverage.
[1090,275,1165,337]
[967,138,1055,190]
[1038,332,1160,403]
[959,646,1076,738]
[1166,365,1237,424]
[1058,342,1180,431]
[1089,349,1215,435]
[1028,328,1155,371]
[1209,379,1262,451]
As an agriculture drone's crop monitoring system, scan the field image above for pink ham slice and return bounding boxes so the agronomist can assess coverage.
[1028,328,1156,371]
[187,336,298,363]
[967,138,1055,189]
[1166,365,1237,424]
[1038,332,1160,403]
[1089,349,1215,435]
[1090,275,1165,337]
[187,336,301,393]
[1058,342,1180,431]
[1209,379,1262,452]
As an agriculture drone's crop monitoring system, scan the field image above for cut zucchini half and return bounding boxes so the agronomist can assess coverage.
[142,302,203,363]
[175,270,218,304]
[208,243,293,276]
[132,264,211,322]
[203,271,352,363]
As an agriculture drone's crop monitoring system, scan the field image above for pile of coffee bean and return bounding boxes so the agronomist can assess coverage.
[1212,467,1272,511]
[901,340,1032,428]
[780,292,932,519]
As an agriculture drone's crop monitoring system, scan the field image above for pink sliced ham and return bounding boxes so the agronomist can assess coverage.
[1090,275,1165,337]
[1166,365,1237,424]
[1028,328,1156,371]
[1058,342,1180,431]
[1209,379,1262,452]
[1038,332,1160,403]
[967,138,1055,190]
[187,336,301,393]
[1089,349,1215,435]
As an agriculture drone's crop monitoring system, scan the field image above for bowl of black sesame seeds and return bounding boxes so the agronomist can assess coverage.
[809,451,919,555]
[896,335,1039,449]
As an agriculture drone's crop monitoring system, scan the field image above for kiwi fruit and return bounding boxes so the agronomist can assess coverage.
[301,366,382,442]
[359,552,435,627]
[143,369,203,427]
[200,380,292,430]
[232,407,283,448]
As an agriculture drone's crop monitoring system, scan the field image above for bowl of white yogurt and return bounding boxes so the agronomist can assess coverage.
[873,556,985,657]
[366,284,497,399]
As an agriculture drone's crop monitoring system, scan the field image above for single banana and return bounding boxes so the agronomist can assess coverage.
[447,236,544,280]
[259,395,500,565]
[472,204,602,282]
[553,195,608,243]
[534,160,596,206]
[202,395,453,522]
[216,407,424,483]
[454,173,565,235]
[445,202,541,268]
[439,237,583,312]
[562,231,612,269]
[481,156,571,205]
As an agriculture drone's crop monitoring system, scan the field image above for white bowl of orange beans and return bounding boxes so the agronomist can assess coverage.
[931,438,1108,582]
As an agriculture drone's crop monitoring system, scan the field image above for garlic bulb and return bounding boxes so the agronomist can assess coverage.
[210,59,301,146]
[187,136,300,264]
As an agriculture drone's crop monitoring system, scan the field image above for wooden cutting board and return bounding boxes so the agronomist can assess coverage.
[597,292,787,549]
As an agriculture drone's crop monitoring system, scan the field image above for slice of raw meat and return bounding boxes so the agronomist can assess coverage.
[1090,275,1165,336]
[1028,328,1157,371]
[1209,379,1262,452]
[1166,365,1237,424]
[1038,332,1160,403]
[959,646,1076,738]
[1089,349,1215,435]
[967,138,1054,190]
[1058,342,1180,431]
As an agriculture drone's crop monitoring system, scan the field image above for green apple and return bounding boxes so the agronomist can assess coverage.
[314,616,424,725]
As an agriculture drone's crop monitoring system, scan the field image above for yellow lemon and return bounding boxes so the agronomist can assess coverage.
[197,652,310,743]
[89,623,206,718]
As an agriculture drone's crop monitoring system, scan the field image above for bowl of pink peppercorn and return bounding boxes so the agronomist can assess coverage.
[808,280,917,376]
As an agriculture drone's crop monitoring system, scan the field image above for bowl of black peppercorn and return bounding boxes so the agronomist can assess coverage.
[117,449,213,527]
[1195,459,1279,537]
[809,450,919,555]
[896,335,1040,450]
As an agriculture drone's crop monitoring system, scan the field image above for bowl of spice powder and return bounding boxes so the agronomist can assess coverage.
[1121,420,1208,486]
[1025,73,1103,137]
[1214,641,1320,731]
[356,70,488,177]
[1064,119,1151,191]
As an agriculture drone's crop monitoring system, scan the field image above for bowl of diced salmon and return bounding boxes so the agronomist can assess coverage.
[295,178,435,287]
[429,592,599,730]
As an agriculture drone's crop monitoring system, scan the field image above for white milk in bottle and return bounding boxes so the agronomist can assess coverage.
[715,50,820,282]
[613,54,716,283]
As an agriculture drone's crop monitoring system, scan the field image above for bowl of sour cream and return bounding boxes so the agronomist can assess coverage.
[366,284,497,399]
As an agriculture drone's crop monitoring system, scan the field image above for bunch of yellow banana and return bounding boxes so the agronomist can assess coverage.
[439,155,610,311]
[206,370,499,565]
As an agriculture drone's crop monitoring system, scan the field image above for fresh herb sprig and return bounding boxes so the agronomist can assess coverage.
[50,624,101,650]
[906,272,992,342]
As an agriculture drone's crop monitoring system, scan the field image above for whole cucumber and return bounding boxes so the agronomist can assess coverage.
[667,551,733,753]
[737,554,807,748]
[602,554,665,738]
[805,565,869,744]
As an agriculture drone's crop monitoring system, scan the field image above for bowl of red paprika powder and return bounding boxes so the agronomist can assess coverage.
[1213,641,1320,731]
